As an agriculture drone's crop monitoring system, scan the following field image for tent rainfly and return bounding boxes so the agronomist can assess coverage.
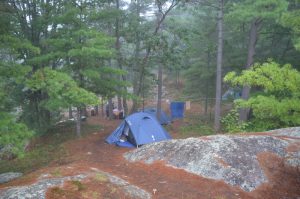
[170,101,185,119]
[143,107,171,125]
[105,112,171,148]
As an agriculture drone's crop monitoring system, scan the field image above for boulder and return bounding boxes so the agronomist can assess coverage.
[0,145,15,160]
[0,170,151,199]
[125,128,300,192]
[0,174,86,199]
[0,172,23,184]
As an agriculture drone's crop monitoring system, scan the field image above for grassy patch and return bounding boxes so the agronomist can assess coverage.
[176,117,214,138]
[51,168,62,177]
[214,196,227,199]
[94,172,108,182]
[82,191,99,199]
[71,180,86,191]
[48,186,80,198]
[50,187,66,196]
[179,123,214,137]
[0,121,102,174]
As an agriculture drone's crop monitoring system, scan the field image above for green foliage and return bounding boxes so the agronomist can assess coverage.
[226,0,288,23]
[0,60,34,157]
[169,5,216,101]
[0,35,40,55]
[224,61,300,130]
[221,109,248,133]
[0,113,34,157]
[224,61,300,98]
[224,0,299,72]
[184,62,215,99]
[281,8,300,50]
[27,68,99,110]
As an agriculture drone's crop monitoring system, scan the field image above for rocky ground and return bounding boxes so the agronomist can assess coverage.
[0,168,151,199]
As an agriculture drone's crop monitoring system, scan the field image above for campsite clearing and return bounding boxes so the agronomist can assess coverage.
[0,115,299,199]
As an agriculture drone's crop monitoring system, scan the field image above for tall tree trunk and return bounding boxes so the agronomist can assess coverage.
[131,0,141,113]
[117,95,122,110]
[122,98,128,116]
[214,0,224,132]
[239,18,262,122]
[176,70,180,89]
[101,97,104,117]
[95,105,99,116]
[76,107,81,137]
[157,64,163,121]
[69,107,73,119]
[205,50,210,116]
[108,98,114,120]
[82,106,87,117]
[115,0,127,113]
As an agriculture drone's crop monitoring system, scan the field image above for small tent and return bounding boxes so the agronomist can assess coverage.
[105,112,171,148]
[143,107,171,125]
[222,88,241,100]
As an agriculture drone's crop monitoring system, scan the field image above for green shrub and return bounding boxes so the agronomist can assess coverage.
[224,61,300,131]
[221,109,248,133]
[0,113,34,158]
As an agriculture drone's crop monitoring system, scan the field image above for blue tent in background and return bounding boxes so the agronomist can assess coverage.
[105,112,171,148]
[143,107,171,125]
[222,88,241,100]
[170,102,185,119]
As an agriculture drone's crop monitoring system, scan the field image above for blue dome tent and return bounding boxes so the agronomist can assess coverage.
[143,107,171,125]
[105,112,171,148]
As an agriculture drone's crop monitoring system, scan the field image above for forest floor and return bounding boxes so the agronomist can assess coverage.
[0,115,300,199]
